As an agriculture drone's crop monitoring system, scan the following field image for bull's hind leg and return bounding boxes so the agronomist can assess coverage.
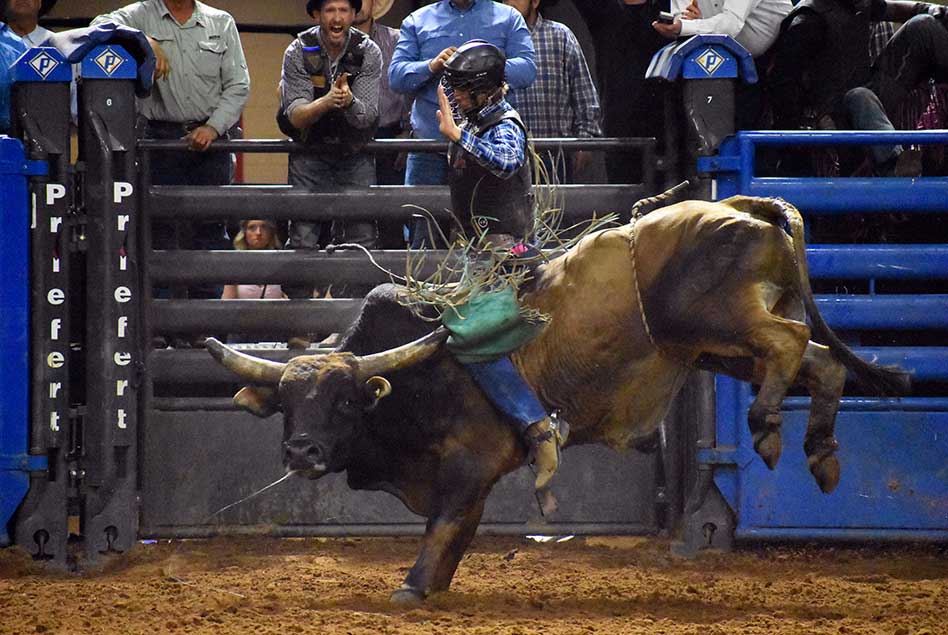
[795,341,846,493]
[690,307,810,471]
[742,315,811,470]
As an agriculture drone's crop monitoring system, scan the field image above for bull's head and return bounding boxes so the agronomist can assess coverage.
[206,328,448,478]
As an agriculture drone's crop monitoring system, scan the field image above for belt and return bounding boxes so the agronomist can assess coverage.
[146,119,208,134]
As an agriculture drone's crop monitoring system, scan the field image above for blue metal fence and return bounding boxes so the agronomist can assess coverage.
[0,137,48,545]
[702,130,948,541]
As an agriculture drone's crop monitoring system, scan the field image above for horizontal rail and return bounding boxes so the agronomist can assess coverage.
[152,299,362,335]
[807,245,948,279]
[146,184,644,221]
[138,136,657,154]
[734,130,948,146]
[149,250,460,285]
[816,295,948,329]
[142,522,655,540]
[150,245,948,285]
[736,527,948,541]
[743,178,948,213]
[783,397,948,412]
[151,295,948,334]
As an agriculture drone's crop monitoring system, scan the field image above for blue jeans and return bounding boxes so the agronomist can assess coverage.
[844,87,901,166]
[286,151,377,299]
[463,357,547,433]
[287,152,377,250]
[405,152,450,248]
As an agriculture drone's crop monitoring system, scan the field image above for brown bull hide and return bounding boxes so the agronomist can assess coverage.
[210,196,909,604]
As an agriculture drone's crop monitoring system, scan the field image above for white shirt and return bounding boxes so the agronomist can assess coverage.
[20,25,53,47]
[673,0,792,57]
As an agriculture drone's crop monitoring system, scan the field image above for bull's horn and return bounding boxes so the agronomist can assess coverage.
[205,337,286,384]
[356,327,449,378]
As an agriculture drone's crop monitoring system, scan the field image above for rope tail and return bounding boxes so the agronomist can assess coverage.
[630,180,691,217]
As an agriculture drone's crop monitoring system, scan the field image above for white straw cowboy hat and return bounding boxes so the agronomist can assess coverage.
[372,0,394,19]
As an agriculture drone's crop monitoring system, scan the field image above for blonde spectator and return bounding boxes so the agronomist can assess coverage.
[221,220,285,300]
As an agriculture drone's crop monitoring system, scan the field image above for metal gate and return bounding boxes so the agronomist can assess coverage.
[687,130,948,545]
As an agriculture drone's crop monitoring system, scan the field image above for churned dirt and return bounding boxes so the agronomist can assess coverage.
[1,535,945,635]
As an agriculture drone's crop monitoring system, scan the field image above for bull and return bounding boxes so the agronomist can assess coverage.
[207,196,909,602]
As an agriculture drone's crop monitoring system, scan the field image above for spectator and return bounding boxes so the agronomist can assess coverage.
[768,0,945,175]
[505,0,602,182]
[279,0,381,269]
[654,0,791,129]
[653,0,791,58]
[576,0,669,185]
[92,0,250,300]
[389,0,536,247]
[352,0,411,248]
[221,219,285,300]
[5,0,54,46]
[0,20,26,133]
[869,20,895,66]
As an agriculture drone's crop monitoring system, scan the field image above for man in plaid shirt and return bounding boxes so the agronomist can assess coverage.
[506,0,602,180]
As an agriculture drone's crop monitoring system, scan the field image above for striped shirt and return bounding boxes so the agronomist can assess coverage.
[457,100,526,178]
[511,16,602,138]
[92,0,250,135]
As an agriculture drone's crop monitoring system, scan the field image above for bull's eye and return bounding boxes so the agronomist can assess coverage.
[337,396,358,413]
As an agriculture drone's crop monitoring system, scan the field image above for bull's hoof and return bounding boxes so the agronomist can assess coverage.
[810,455,840,493]
[753,430,782,470]
[389,585,426,605]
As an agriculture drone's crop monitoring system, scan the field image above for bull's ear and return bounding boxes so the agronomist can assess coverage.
[364,375,392,410]
[234,386,281,418]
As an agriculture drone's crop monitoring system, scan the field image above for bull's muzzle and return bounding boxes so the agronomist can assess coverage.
[283,434,327,474]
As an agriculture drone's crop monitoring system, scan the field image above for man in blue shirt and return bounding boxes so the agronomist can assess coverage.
[389,0,536,246]
[0,22,26,133]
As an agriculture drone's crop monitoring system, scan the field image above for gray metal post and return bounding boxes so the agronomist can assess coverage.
[76,45,140,560]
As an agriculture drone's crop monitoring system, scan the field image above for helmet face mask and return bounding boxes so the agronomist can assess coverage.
[441,40,506,119]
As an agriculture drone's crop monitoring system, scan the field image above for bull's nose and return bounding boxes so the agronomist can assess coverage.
[283,436,324,469]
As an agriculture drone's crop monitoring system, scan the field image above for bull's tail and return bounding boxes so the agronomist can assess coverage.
[724,195,911,396]
[630,180,691,217]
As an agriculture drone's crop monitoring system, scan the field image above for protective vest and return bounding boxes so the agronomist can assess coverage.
[277,27,377,155]
[784,0,871,122]
[447,108,533,240]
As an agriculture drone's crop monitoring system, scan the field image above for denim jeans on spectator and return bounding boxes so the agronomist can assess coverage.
[844,87,902,166]
[405,152,450,248]
[868,15,948,117]
[145,122,233,299]
[286,151,377,298]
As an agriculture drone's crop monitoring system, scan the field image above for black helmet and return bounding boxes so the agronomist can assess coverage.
[442,40,506,96]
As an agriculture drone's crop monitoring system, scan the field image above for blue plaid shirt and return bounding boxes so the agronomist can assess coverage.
[511,16,602,138]
[457,100,526,178]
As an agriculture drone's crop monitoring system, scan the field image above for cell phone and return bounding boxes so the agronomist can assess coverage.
[658,11,675,23]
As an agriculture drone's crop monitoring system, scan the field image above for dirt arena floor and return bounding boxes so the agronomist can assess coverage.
[1,535,945,635]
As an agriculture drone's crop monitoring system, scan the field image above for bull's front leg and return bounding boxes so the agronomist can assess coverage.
[390,451,497,603]
[391,497,486,603]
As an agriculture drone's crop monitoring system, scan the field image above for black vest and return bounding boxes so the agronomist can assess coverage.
[783,0,871,121]
[447,107,533,240]
[277,27,377,155]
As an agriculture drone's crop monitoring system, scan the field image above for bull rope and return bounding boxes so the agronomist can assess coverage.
[625,180,690,352]
[627,215,658,351]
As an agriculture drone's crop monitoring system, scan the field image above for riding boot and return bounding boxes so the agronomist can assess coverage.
[525,416,559,491]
